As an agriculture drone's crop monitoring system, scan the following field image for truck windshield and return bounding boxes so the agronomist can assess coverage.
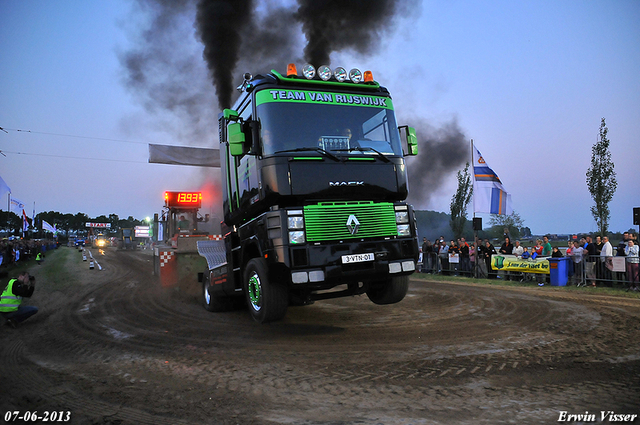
[257,100,403,157]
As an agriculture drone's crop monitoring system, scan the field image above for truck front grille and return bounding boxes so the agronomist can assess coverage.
[304,201,397,242]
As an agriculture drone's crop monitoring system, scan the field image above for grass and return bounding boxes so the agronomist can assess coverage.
[36,246,83,291]
[411,271,640,299]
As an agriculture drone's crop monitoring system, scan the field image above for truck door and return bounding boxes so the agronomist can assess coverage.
[221,104,256,222]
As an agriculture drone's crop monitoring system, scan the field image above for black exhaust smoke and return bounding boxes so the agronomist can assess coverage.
[405,118,469,208]
[295,0,416,67]
[122,0,419,113]
[119,0,215,143]
[195,0,253,110]
[193,0,418,107]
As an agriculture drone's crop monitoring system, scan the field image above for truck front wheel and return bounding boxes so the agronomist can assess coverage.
[366,275,410,305]
[243,258,288,323]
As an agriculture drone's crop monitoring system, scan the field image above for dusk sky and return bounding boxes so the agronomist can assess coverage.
[1,0,638,236]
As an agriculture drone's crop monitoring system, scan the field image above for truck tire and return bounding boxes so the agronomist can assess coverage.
[202,273,234,312]
[366,275,410,305]
[243,258,288,323]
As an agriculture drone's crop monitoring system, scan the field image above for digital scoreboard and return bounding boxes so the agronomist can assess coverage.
[164,191,202,208]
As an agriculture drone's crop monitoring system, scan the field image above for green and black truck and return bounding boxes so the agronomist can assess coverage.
[198,63,420,323]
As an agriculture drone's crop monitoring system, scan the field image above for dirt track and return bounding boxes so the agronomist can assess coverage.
[1,247,639,425]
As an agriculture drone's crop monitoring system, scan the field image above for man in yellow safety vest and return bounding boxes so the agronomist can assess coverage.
[0,271,38,328]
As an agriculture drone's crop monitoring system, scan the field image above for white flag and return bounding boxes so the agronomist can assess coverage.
[0,175,10,198]
[43,220,57,233]
[10,197,25,212]
[472,145,512,215]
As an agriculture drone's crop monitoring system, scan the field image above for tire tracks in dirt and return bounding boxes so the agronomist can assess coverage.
[3,248,640,424]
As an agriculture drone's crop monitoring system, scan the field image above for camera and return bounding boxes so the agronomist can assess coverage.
[29,276,35,282]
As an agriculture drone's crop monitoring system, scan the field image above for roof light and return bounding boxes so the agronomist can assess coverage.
[363,70,374,83]
[282,63,375,83]
[302,64,316,79]
[334,67,347,82]
[349,68,363,83]
[287,63,298,77]
[318,65,332,81]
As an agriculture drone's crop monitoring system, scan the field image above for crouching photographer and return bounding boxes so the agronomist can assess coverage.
[0,271,38,328]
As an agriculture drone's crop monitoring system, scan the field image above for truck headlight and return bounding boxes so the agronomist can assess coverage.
[395,211,409,224]
[288,216,304,230]
[289,231,305,244]
[397,224,410,237]
[402,261,416,272]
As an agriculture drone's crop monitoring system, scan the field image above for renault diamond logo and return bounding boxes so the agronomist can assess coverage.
[346,214,360,235]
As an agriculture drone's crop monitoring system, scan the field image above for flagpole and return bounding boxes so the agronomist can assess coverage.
[471,139,475,220]
[6,192,9,236]
[470,139,478,279]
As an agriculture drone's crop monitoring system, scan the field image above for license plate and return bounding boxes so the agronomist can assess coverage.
[341,253,375,264]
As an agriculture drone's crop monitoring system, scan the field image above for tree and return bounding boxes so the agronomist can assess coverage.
[71,213,89,233]
[586,118,617,236]
[109,214,119,231]
[488,211,525,240]
[0,210,21,235]
[449,162,473,240]
[94,215,110,223]
[118,216,142,229]
[1,208,145,239]
[61,213,74,234]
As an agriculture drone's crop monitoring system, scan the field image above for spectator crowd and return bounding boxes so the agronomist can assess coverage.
[419,231,639,291]
[0,239,58,269]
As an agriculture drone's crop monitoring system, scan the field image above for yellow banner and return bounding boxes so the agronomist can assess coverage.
[491,255,550,274]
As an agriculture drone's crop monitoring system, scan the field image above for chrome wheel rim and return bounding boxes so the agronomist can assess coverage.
[204,280,211,304]
[247,272,262,311]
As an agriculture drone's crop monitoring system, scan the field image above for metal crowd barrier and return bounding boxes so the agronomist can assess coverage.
[582,254,638,288]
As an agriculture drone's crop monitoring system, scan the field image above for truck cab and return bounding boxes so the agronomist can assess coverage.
[200,64,419,323]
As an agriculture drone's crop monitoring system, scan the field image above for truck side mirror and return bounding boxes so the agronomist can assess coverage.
[407,127,418,156]
[398,126,418,156]
[228,122,246,156]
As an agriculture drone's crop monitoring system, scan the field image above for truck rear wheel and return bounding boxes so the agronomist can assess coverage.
[366,275,410,305]
[202,273,234,312]
[243,258,288,323]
